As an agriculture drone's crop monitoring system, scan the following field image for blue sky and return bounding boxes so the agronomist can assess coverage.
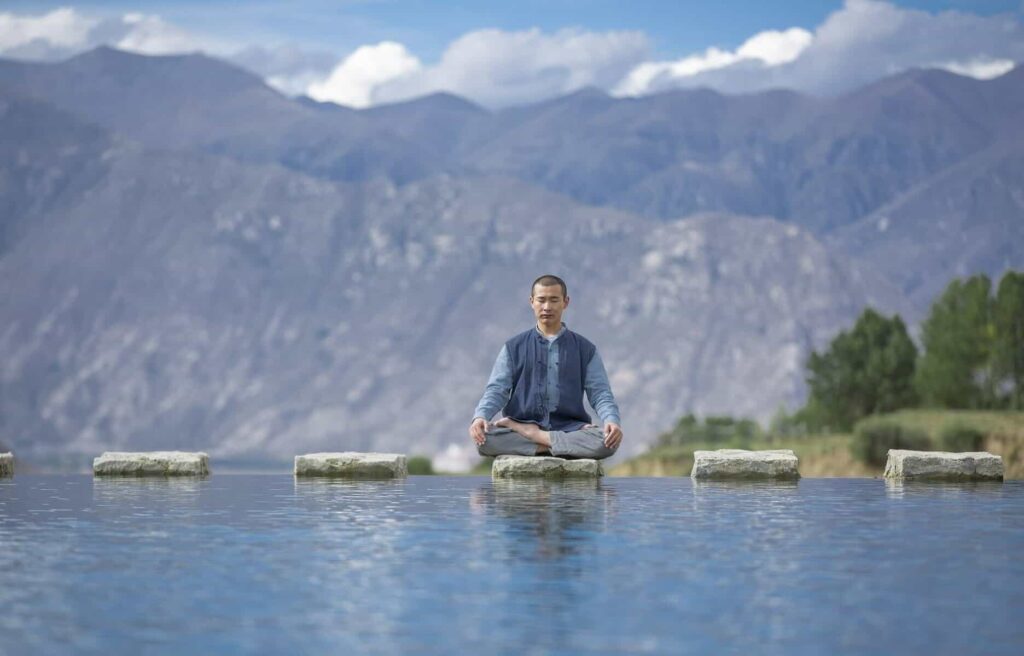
[3,0,1020,58]
[1,1,1023,107]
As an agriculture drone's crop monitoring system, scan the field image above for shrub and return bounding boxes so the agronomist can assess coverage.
[656,414,764,448]
[939,424,986,452]
[851,420,932,466]
[407,455,435,475]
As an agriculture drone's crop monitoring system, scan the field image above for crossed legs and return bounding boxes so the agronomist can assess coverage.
[476,418,618,460]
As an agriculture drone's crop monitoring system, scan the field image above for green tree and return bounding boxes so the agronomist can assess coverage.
[851,419,931,466]
[656,413,763,447]
[915,275,996,408]
[805,308,918,431]
[407,455,435,475]
[768,405,811,438]
[993,271,1024,409]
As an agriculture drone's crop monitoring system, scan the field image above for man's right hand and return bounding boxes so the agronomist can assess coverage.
[469,417,489,445]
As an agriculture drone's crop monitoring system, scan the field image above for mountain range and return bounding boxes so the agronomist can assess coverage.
[1,47,1021,467]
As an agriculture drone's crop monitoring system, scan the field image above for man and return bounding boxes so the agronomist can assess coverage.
[469,274,623,459]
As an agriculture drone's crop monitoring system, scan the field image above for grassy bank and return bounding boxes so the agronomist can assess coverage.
[610,410,1024,478]
[874,410,1024,478]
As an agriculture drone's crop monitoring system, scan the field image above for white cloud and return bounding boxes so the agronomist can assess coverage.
[307,41,421,107]
[0,8,341,98]
[367,28,649,108]
[615,28,811,96]
[1,2,1021,107]
[736,27,813,65]
[0,8,223,61]
[939,58,1016,80]
[297,27,649,108]
[0,7,335,96]
[114,13,205,55]
[0,7,96,52]
[614,0,1024,97]
[230,44,339,96]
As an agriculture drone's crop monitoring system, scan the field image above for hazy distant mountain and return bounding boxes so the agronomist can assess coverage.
[462,69,1024,235]
[0,46,301,147]
[0,47,441,183]
[2,49,1019,238]
[830,135,1024,310]
[0,95,901,462]
[0,47,1020,464]
[0,89,114,255]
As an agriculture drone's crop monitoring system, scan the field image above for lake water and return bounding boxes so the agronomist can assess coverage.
[1,475,1022,655]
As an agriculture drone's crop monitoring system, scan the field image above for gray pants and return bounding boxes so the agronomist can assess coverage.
[477,425,617,460]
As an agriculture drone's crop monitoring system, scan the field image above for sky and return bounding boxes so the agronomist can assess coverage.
[1,1,1023,108]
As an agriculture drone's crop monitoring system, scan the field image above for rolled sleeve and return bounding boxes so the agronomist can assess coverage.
[473,345,513,422]
[585,350,621,426]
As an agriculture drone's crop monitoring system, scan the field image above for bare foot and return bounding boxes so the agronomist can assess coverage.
[494,417,552,448]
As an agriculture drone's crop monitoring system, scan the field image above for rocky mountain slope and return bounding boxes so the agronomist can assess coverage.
[0,47,1019,464]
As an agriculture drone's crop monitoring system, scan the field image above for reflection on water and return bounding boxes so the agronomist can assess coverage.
[884,478,1008,499]
[293,477,407,497]
[690,480,800,491]
[92,476,206,502]
[0,475,1022,655]
[470,479,615,561]
[91,477,210,530]
[292,477,408,516]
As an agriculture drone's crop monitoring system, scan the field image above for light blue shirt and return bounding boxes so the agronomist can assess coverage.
[473,323,621,427]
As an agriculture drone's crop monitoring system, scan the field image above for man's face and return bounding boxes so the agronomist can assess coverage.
[531,283,569,327]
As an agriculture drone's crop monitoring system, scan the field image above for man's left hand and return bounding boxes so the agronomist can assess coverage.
[603,422,623,449]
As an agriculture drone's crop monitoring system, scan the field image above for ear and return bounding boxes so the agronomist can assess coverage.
[564,295,570,308]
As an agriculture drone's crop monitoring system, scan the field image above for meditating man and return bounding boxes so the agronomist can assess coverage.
[469,274,623,459]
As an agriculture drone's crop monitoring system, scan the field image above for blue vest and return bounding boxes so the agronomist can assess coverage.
[502,327,596,431]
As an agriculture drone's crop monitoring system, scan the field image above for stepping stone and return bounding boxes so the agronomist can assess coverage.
[93,451,210,477]
[294,452,407,478]
[0,452,12,477]
[884,449,1004,481]
[691,449,800,480]
[491,455,603,479]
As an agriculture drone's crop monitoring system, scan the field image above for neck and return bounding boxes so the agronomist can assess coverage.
[537,321,562,337]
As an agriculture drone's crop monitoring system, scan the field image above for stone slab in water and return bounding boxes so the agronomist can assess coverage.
[491,455,603,479]
[884,449,1004,481]
[93,451,210,476]
[0,452,12,477]
[294,452,408,478]
[691,449,800,480]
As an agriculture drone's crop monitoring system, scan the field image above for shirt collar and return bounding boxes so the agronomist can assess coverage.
[535,322,567,340]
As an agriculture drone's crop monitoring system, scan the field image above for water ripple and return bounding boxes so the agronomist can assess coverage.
[0,475,1021,655]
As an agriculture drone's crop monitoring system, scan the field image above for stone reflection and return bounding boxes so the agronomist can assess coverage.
[292,477,408,519]
[470,478,616,562]
[885,479,1007,500]
[91,476,207,523]
[290,474,405,507]
[690,479,800,493]
[293,477,407,493]
[690,479,799,509]
[92,476,205,502]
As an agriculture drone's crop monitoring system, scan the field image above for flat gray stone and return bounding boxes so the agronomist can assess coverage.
[294,452,407,478]
[491,455,603,479]
[93,451,209,477]
[884,449,1004,481]
[0,452,12,477]
[691,449,800,480]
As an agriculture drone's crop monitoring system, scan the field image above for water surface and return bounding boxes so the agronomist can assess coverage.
[1,475,1021,654]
